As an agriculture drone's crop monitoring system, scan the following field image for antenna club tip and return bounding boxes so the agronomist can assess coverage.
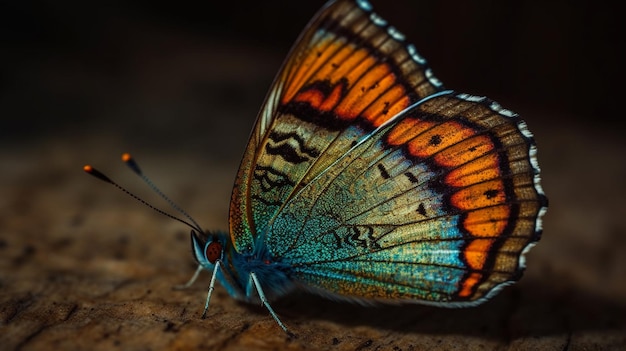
[84,165,111,183]
[122,153,132,162]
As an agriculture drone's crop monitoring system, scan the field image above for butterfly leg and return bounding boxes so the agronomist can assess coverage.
[173,264,203,290]
[249,272,291,334]
[201,260,221,319]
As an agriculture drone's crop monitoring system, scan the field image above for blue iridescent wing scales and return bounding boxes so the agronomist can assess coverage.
[266,93,546,304]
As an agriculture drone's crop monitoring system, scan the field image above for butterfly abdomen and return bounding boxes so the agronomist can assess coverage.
[224,243,296,302]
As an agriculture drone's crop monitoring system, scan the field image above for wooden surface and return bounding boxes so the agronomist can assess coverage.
[1,1,624,350]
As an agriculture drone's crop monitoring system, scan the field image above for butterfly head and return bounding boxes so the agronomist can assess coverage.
[191,230,229,269]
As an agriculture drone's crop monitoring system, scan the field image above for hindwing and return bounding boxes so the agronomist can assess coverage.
[266,93,547,303]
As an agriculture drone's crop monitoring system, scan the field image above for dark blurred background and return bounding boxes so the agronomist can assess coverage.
[1,0,621,147]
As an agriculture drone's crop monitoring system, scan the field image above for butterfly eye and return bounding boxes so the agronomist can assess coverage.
[205,241,222,263]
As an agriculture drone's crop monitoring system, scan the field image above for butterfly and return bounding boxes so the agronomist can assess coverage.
[86,0,547,334]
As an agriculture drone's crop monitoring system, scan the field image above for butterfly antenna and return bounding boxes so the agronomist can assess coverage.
[119,153,205,233]
[83,162,203,234]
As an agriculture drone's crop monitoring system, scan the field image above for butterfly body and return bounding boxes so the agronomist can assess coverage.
[191,231,295,304]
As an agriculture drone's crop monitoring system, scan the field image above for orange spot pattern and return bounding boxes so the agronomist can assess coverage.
[458,272,482,298]
[283,38,411,128]
[386,115,510,298]
[294,81,345,112]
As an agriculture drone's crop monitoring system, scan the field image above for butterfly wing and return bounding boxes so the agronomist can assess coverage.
[229,0,443,253]
[266,92,547,304]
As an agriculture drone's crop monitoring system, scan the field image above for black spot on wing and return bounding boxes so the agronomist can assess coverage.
[377,164,390,179]
[404,172,418,183]
[417,203,427,216]
[429,134,442,146]
[484,189,499,199]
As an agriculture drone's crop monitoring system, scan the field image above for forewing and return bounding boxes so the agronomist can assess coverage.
[267,93,547,305]
[229,0,443,253]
